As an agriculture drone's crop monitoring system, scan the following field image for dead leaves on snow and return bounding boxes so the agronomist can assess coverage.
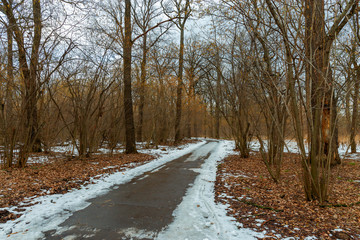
[0,153,154,223]
[215,153,360,239]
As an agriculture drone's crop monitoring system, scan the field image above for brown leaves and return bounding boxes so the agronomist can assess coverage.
[215,153,360,238]
[0,210,20,223]
[0,152,154,223]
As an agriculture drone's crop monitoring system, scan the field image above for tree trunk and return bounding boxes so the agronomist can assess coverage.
[186,99,191,138]
[187,70,196,138]
[158,75,167,144]
[351,66,359,153]
[29,0,42,152]
[215,52,221,139]
[3,0,43,155]
[4,26,14,168]
[6,26,13,116]
[346,69,352,137]
[123,0,137,153]
[305,0,326,201]
[137,33,148,143]
[174,26,185,143]
[303,0,355,201]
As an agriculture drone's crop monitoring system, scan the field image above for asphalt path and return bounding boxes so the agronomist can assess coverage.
[44,140,220,240]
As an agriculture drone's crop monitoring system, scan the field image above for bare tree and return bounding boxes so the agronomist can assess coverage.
[0,0,43,167]
[163,0,192,143]
[123,0,137,153]
[133,0,171,142]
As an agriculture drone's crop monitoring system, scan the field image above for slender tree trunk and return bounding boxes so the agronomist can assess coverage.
[187,72,195,138]
[123,0,137,153]
[175,26,185,143]
[27,0,42,153]
[215,53,221,139]
[79,114,88,157]
[351,66,359,153]
[6,26,13,115]
[137,34,148,143]
[186,99,191,138]
[158,77,167,144]
[4,26,14,168]
[346,70,352,136]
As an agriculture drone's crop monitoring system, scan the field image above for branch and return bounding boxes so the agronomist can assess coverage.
[132,17,176,44]
[238,198,284,212]
[326,0,359,44]
[265,0,287,38]
[320,201,360,208]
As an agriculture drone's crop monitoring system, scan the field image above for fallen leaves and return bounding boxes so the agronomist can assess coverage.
[0,210,19,223]
[215,152,360,239]
[0,152,154,223]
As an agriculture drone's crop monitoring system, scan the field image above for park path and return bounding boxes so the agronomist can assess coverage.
[44,140,220,240]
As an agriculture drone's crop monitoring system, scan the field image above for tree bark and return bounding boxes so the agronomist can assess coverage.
[137,33,148,143]
[173,0,191,144]
[351,66,359,153]
[124,0,137,153]
[175,26,184,143]
[303,0,358,201]
[4,25,14,168]
[215,50,221,139]
[28,0,42,153]
[2,0,43,159]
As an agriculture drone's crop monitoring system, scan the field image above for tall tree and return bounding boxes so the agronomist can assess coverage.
[349,14,360,153]
[133,0,170,142]
[349,38,359,153]
[166,0,192,143]
[2,18,15,168]
[123,0,137,153]
[1,0,43,165]
[303,0,358,201]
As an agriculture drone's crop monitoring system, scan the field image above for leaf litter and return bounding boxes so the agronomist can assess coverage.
[215,152,360,239]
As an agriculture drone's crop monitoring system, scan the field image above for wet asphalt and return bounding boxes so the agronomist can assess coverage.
[44,140,218,240]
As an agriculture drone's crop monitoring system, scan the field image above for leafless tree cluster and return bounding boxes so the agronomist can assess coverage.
[0,0,359,202]
[206,0,360,202]
[0,0,217,167]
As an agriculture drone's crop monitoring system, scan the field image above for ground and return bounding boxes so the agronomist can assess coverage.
[215,152,360,239]
[0,140,196,224]
[0,153,153,223]
[2,140,256,240]
[1,139,359,239]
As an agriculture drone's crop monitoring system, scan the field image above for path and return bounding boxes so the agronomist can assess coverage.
[44,140,220,240]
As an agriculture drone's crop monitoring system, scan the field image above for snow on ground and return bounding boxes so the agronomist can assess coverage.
[2,138,358,239]
[0,141,206,240]
[250,139,360,160]
[2,141,182,165]
[5,138,360,165]
[156,140,264,240]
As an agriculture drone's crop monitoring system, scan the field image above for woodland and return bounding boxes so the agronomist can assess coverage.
[0,0,360,236]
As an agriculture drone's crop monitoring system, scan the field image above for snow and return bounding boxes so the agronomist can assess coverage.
[1,140,183,166]
[3,138,355,240]
[0,140,206,240]
[117,228,156,239]
[250,139,360,161]
[27,156,50,164]
[156,140,264,240]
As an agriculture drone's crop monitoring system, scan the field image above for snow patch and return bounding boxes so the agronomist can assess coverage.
[117,227,156,239]
[0,141,206,240]
[156,140,264,240]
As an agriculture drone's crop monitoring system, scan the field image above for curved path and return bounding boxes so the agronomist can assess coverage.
[45,140,220,240]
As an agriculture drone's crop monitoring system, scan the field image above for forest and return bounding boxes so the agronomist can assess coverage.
[0,0,360,238]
